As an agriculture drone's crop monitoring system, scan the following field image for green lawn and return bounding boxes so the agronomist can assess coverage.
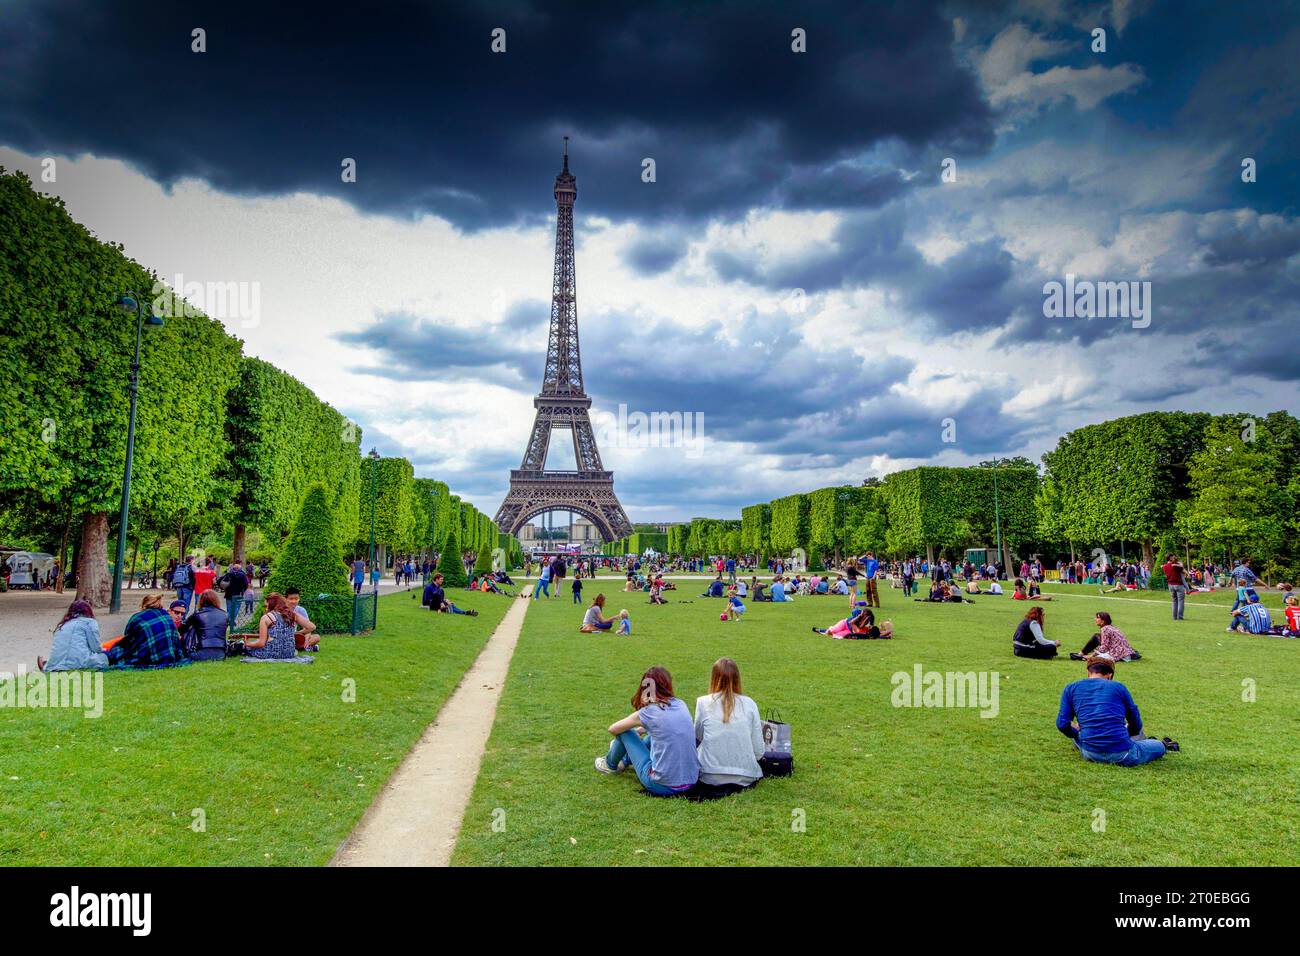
[0,587,514,866]
[453,578,1300,865]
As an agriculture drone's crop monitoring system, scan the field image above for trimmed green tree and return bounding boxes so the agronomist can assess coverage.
[263,483,354,632]
[436,522,469,587]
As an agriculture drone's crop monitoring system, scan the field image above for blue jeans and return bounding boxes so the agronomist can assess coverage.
[1076,737,1166,766]
[1168,584,1185,620]
[175,587,193,613]
[226,596,243,630]
[533,579,550,599]
[605,731,682,796]
[572,590,582,603]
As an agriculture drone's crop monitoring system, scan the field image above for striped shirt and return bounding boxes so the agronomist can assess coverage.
[1237,603,1272,634]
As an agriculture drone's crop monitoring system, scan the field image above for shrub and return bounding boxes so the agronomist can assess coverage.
[263,483,354,632]
[436,522,469,587]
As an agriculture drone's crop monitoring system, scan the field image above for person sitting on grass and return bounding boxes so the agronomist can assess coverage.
[1070,611,1140,662]
[1280,594,1300,637]
[724,586,745,621]
[1012,606,1061,659]
[242,592,315,660]
[283,588,321,651]
[987,579,1004,595]
[580,593,620,632]
[1228,592,1272,635]
[595,665,699,797]
[424,573,478,616]
[648,576,667,605]
[770,577,794,602]
[701,575,725,598]
[1056,658,1174,766]
[964,577,983,595]
[813,606,893,639]
[693,658,765,793]
[180,589,231,662]
[107,594,189,669]
[1012,577,1053,601]
[38,600,107,672]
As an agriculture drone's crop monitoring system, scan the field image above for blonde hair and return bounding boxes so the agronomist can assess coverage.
[140,594,163,610]
[709,657,743,723]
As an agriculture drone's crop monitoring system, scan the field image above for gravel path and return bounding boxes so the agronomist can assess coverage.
[331,594,530,867]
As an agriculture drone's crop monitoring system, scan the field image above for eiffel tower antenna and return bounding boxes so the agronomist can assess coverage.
[493,141,633,542]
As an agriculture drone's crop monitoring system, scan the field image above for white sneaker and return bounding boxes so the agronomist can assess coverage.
[594,756,619,774]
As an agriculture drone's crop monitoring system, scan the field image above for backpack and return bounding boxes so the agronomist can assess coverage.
[173,564,192,588]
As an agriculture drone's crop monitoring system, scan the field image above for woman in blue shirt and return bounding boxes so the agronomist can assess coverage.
[39,600,108,672]
[595,666,699,796]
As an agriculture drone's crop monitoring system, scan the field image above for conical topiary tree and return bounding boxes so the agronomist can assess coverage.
[435,522,469,588]
[264,483,354,632]
[473,545,494,576]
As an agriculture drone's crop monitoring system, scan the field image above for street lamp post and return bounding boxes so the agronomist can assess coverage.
[152,539,160,590]
[987,459,1004,577]
[368,448,380,591]
[109,293,164,614]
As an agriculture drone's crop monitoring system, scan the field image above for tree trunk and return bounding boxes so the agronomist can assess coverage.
[75,511,112,607]
[56,510,72,594]
[925,543,935,565]
[1069,541,1076,563]
[378,543,388,578]
[128,536,141,589]
[1141,539,1154,566]
[232,523,247,565]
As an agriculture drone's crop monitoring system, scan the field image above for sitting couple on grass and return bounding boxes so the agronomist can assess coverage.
[1012,578,1052,601]
[1057,657,1176,766]
[422,573,480,616]
[918,581,971,603]
[812,606,893,639]
[964,577,1003,595]
[580,594,631,634]
[595,659,766,799]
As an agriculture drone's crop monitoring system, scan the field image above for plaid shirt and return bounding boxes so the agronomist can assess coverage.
[108,607,188,668]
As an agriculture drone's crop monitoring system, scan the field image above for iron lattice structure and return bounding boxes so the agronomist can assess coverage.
[494,141,633,542]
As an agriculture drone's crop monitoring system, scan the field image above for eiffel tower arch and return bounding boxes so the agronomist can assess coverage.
[494,140,634,543]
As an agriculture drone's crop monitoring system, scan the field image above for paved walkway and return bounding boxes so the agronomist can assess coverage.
[331,593,530,867]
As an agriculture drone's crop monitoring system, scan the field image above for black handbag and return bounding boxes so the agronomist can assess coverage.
[760,709,793,777]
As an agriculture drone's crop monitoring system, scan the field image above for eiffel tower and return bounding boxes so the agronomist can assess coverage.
[494,139,633,542]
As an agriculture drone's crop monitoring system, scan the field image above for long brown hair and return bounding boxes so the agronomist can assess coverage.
[633,665,675,710]
[709,657,743,723]
[198,589,222,610]
[56,600,95,630]
[1025,606,1045,624]
[265,592,291,620]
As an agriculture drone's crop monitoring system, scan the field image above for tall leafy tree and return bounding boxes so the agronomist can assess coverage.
[0,171,241,605]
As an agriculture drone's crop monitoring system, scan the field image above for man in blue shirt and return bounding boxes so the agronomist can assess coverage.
[860,551,881,608]
[1056,659,1168,766]
[1229,594,1272,634]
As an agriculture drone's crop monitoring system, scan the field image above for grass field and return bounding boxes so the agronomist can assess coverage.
[453,578,1300,866]
[0,586,515,866]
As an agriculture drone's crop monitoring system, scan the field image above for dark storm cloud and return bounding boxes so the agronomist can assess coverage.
[0,0,992,229]
[620,231,688,277]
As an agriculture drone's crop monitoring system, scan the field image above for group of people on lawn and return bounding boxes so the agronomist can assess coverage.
[39,588,319,672]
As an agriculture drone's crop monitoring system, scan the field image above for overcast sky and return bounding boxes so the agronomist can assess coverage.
[3,0,1298,522]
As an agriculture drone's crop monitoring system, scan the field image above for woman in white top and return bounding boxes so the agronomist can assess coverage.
[693,657,765,788]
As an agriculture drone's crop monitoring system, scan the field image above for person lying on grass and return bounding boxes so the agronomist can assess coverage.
[243,592,317,660]
[105,594,190,669]
[694,658,764,790]
[1056,658,1175,766]
[1012,606,1061,659]
[423,573,479,616]
[595,665,699,796]
[580,593,621,632]
[813,606,893,639]
[1069,611,1140,662]
[1012,578,1053,601]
